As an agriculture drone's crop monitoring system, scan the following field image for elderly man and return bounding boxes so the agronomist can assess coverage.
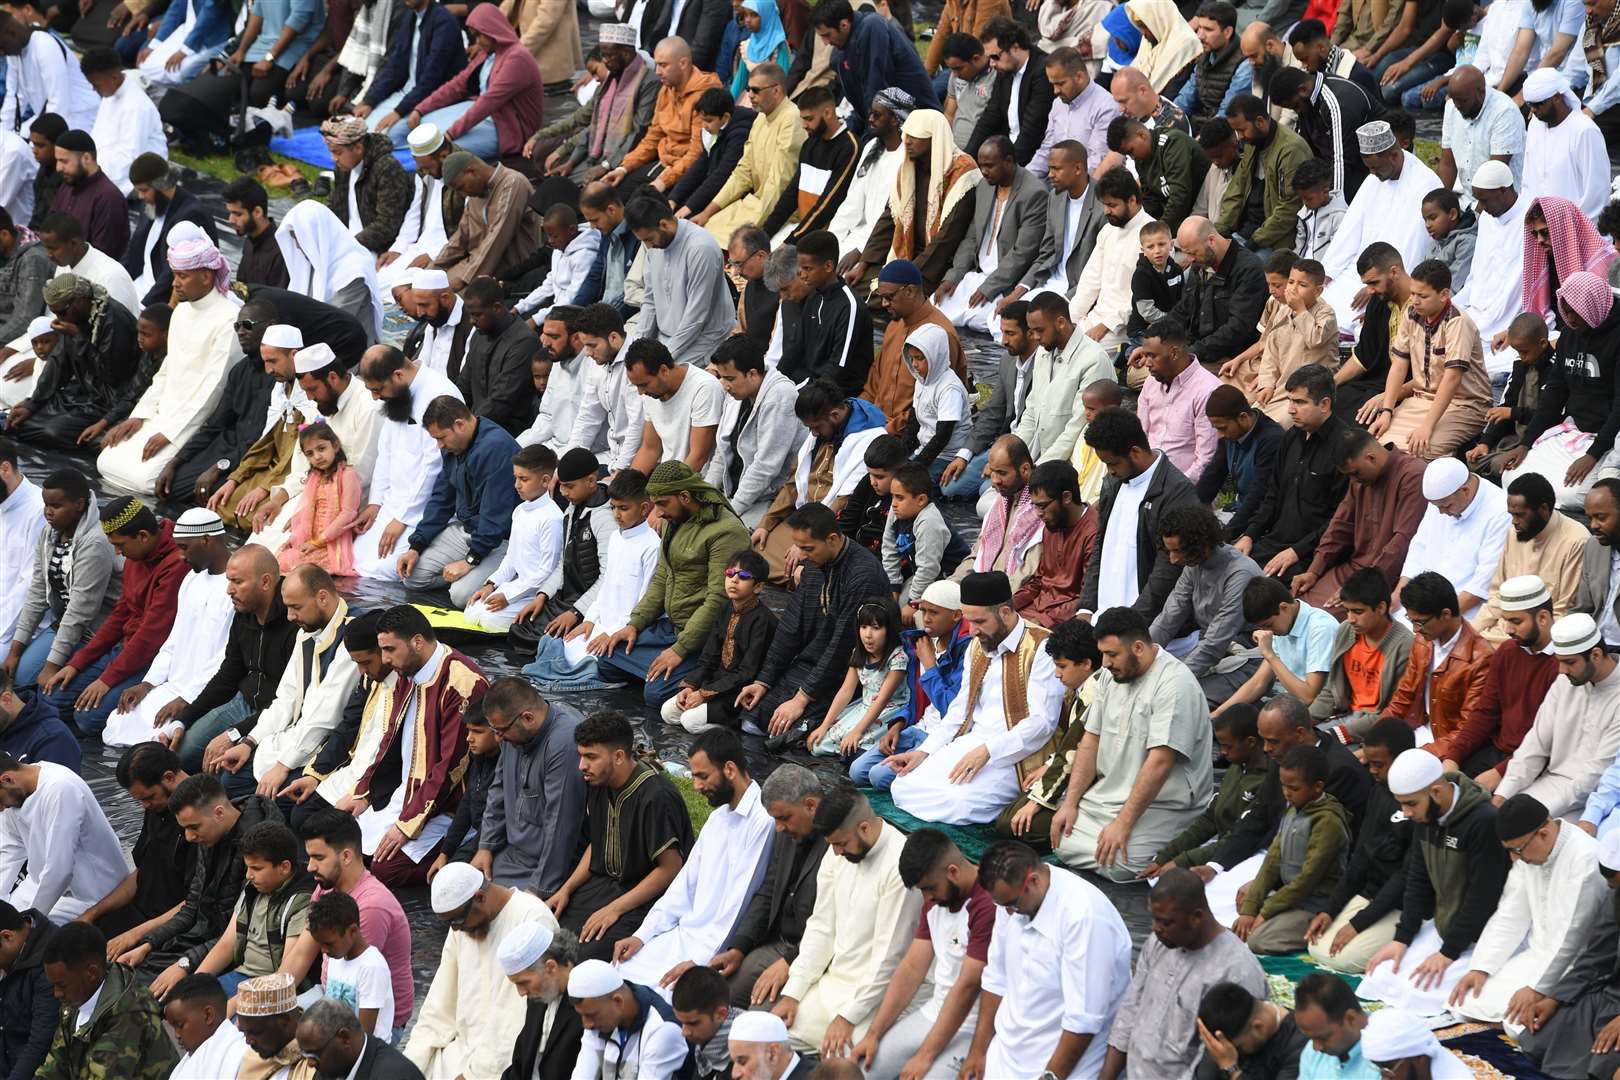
[6,274,137,449]
[1397,457,1512,620]
[122,156,217,305]
[497,922,584,1079]
[1520,69,1608,219]
[405,863,559,1080]
[96,235,240,496]
[1050,606,1214,880]
[297,998,424,1080]
[889,571,1063,825]
[429,152,543,290]
[864,260,965,434]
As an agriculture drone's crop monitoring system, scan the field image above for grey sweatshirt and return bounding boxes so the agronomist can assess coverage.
[883,501,956,606]
[635,218,736,366]
[14,495,117,667]
[704,367,803,513]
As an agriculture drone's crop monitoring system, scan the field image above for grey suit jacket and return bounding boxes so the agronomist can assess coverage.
[1020,180,1105,296]
[946,166,1049,299]
[964,352,1033,457]
[1575,535,1620,640]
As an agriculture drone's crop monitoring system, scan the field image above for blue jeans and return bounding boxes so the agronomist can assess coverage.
[851,725,927,789]
[596,617,701,708]
[14,627,58,688]
[417,101,500,159]
[177,694,254,774]
[1375,47,1455,106]
[217,971,249,997]
[46,644,140,736]
[941,450,989,501]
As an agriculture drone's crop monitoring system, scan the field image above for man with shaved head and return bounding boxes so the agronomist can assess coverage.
[1157,216,1265,367]
[1433,65,1523,210]
[606,38,721,196]
[1108,66,1190,134]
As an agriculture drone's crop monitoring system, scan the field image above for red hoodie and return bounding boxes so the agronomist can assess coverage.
[68,518,187,687]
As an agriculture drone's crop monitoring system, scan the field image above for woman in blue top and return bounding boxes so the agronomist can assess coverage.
[729,0,791,98]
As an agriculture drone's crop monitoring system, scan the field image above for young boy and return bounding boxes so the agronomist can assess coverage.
[191,821,316,998]
[851,579,971,789]
[1215,576,1339,717]
[1127,220,1185,344]
[663,549,777,734]
[1420,188,1477,292]
[839,434,908,555]
[1293,158,1347,262]
[1253,258,1338,425]
[519,446,615,632]
[433,701,502,870]
[307,889,396,1037]
[1465,313,1552,476]
[883,461,969,624]
[465,444,565,631]
[0,315,55,410]
[1312,567,1414,743]
[1372,259,1494,460]
[1233,744,1352,954]
[1217,250,1297,397]
[1070,378,1122,504]
[1144,703,1272,877]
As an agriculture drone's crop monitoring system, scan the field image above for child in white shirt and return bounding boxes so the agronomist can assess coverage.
[465,443,565,631]
[308,890,396,1038]
[902,322,971,479]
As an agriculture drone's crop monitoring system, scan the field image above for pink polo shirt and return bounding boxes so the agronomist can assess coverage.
[1137,360,1221,481]
[314,871,415,1023]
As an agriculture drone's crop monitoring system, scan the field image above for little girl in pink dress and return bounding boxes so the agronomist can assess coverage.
[277,421,363,575]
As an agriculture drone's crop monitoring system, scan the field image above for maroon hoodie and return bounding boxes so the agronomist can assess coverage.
[67,518,187,687]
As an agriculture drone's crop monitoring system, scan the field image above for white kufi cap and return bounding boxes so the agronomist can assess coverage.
[496,921,555,977]
[1420,456,1468,501]
[261,324,304,350]
[293,342,337,375]
[429,861,484,914]
[1386,749,1444,796]
[567,959,624,999]
[729,1010,791,1043]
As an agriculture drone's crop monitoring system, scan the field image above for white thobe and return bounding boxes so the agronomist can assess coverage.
[404,889,559,1080]
[0,478,44,656]
[1454,191,1530,377]
[782,822,924,1052]
[827,143,904,259]
[571,1005,689,1080]
[1522,112,1610,220]
[132,207,165,298]
[1495,664,1620,819]
[314,673,398,808]
[516,228,601,318]
[251,377,382,552]
[414,298,464,376]
[379,173,449,293]
[1068,208,1151,348]
[351,366,461,580]
[0,31,97,223]
[981,866,1133,1079]
[0,761,126,922]
[171,1017,248,1080]
[1399,479,1511,619]
[554,521,661,666]
[567,353,644,472]
[1094,453,1159,613]
[890,620,1064,824]
[251,610,362,779]
[97,289,240,495]
[60,248,139,316]
[89,74,165,195]
[465,496,564,630]
[1452,821,1610,1026]
[102,567,232,748]
[518,351,589,450]
[615,780,775,996]
[1322,153,1443,326]
[137,0,226,87]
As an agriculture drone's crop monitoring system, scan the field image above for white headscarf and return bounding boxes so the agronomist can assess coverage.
[1360,1011,1471,1079]
[902,322,954,389]
[276,200,386,341]
[1523,68,1580,110]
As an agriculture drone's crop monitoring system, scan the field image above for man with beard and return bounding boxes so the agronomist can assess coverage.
[519,305,588,453]
[1267,67,1381,200]
[454,277,539,438]
[829,92,908,263]
[232,973,315,1080]
[350,345,462,582]
[889,572,1064,825]
[766,786,919,1059]
[122,154,216,305]
[570,959,690,1080]
[627,197,736,368]
[1011,461,1097,629]
[851,829,996,1078]
[377,126,464,293]
[1048,606,1214,880]
[45,130,126,258]
[1175,3,1254,124]
[1219,95,1310,255]
[402,267,470,380]
[0,753,126,922]
[1099,869,1266,1079]
[1434,66,1523,210]
[203,328,316,532]
[864,259,965,435]
[1107,65,1190,134]
[1470,475,1587,643]
[159,300,277,504]
[1397,458,1512,621]
[5,274,137,450]
[223,179,290,289]
[761,87,859,244]
[498,922,584,1080]
[612,729,775,997]
[1581,482,1620,651]
[957,436,1043,588]
[79,745,195,942]
[1521,69,1608,219]
[1070,168,1153,352]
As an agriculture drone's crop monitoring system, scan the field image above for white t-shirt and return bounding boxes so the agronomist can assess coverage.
[324,945,396,1035]
[642,364,724,464]
[913,371,971,461]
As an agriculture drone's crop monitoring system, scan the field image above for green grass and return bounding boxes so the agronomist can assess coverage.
[171,147,323,197]
[1415,137,1440,169]
[671,774,715,832]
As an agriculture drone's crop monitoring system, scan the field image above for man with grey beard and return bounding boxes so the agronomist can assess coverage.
[498,922,585,1080]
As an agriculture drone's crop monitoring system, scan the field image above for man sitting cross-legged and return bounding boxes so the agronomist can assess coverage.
[496,921,584,1080]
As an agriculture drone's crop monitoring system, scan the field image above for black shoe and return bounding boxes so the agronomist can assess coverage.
[763,727,801,753]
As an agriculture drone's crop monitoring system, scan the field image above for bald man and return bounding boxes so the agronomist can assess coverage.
[1433,66,1524,209]
[607,38,723,196]
[1108,67,1190,135]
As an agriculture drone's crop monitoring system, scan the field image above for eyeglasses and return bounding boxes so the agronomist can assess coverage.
[234,319,260,331]
[724,568,757,580]
[1504,832,1540,857]
[746,83,776,94]
[299,1035,333,1063]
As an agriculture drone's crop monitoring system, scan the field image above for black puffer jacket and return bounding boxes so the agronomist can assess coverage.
[328,133,415,255]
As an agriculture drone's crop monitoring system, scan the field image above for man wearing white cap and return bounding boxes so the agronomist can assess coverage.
[0,433,43,661]
[1447,792,1609,1028]
[400,268,468,379]
[1319,120,1442,327]
[0,314,53,408]
[499,922,585,1080]
[1493,612,1620,820]
[1358,1009,1471,1078]
[405,862,559,1080]
[1451,160,1529,375]
[732,1010,813,1079]
[102,507,234,748]
[376,126,459,294]
[570,957,690,1080]
[1395,457,1510,622]
[205,327,316,532]
[97,234,243,496]
[1359,748,1510,1013]
[1521,68,1609,219]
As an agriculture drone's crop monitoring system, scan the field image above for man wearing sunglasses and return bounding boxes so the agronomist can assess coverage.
[685,62,805,244]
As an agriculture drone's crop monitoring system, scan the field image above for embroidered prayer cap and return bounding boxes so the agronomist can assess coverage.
[496,921,554,977]
[429,861,485,913]
[1386,748,1443,796]
[26,316,54,339]
[1420,456,1468,501]
[558,447,600,483]
[173,507,225,539]
[960,571,1013,608]
[1601,827,1620,872]
[599,21,638,45]
[127,152,169,187]
[236,972,298,1016]
[1494,792,1549,841]
[1556,270,1615,329]
[320,115,368,145]
[407,123,445,157]
[921,579,962,610]
[411,267,452,292]
[99,496,145,536]
[872,87,917,122]
[261,324,304,351]
[54,129,94,155]
[440,150,478,186]
[1552,612,1603,655]
[729,1010,790,1044]
[41,274,92,306]
[567,959,625,999]
[1472,159,1514,190]
[877,259,924,286]
[1523,67,1575,106]
[1355,120,1395,156]
[1498,574,1551,612]
[168,233,233,295]
[294,342,338,375]
[1360,1009,1448,1065]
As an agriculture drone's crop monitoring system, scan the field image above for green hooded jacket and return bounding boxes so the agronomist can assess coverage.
[630,463,753,658]
[1242,791,1352,919]
[35,962,179,1080]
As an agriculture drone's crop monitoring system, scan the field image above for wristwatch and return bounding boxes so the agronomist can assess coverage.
[176,956,192,971]
[226,727,244,745]
[216,458,231,472]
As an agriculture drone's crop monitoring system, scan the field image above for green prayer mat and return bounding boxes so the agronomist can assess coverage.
[866,789,1060,865]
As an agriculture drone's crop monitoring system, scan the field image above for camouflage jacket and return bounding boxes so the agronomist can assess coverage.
[35,963,179,1080]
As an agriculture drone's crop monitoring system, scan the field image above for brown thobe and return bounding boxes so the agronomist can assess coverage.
[431,165,544,290]
[1302,448,1427,617]
[1012,505,1098,628]
[863,303,968,435]
[217,410,300,531]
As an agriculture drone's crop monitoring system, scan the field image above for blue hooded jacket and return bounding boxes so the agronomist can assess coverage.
[0,690,79,772]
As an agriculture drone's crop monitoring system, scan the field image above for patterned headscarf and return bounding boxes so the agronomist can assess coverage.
[1522,196,1617,320]
[41,274,92,306]
[1556,270,1616,329]
[645,460,734,513]
[872,87,916,122]
[320,115,368,145]
[169,234,233,296]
